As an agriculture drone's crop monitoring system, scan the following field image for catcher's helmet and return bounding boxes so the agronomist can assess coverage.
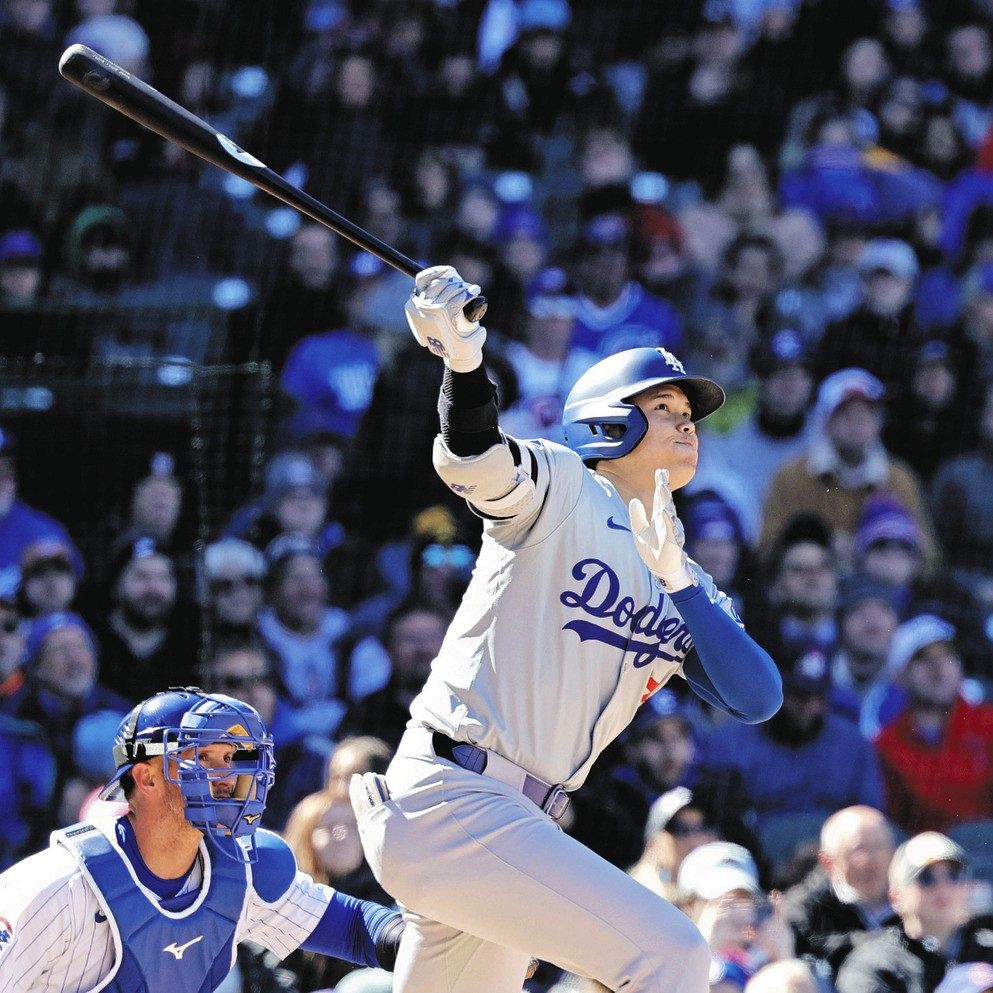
[563,347,725,465]
[100,687,276,861]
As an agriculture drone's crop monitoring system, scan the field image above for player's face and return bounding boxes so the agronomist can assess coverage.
[626,385,698,490]
[164,742,240,806]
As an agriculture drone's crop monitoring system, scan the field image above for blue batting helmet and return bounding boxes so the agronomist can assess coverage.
[99,686,276,861]
[563,347,725,464]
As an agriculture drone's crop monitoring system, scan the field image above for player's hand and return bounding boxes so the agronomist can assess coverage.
[405,265,487,372]
[629,468,696,592]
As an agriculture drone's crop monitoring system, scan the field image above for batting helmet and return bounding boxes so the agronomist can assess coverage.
[563,347,725,464]
[99,686,276,861]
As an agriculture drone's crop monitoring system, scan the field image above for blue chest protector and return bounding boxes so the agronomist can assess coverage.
[53,822,248,993]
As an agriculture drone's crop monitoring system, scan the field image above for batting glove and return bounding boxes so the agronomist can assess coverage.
[405,265,486,372]
[629,469,697,592]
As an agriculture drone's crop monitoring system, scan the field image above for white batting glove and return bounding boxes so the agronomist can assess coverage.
[628,469,697,592]
[405,265,486,372]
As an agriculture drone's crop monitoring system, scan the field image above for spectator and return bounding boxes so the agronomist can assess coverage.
[745,958,822,993]
[0,427,81,596]
[488,0,607,170]
[492,203,552,294]
[830,576,902,738]
[203,538,266,641]
[836,831,993,993]
[935,963,993,993]
[116,452,184,548]
[816,239,925,398]
[227,450,341,558]
[703,641,884,839]
[681,491,750,620]
[257,535,356,738]
[948,265,993,412]
[929,383,993,618]
[278,308,381,444]
[678,840,794,986]
[12,612,129,808]
[340,600,446,750]
[875,76,926,163]
[688,233,785,391]
[281,788,393,989]
[0,229,44,307]
[875,614,993,835]
[203,640,327,831]
[0,591,26,709]
[852,496,928,611]
[760,368,939,574]
[0,709,55,870]
[47,204,135,305]
[691,328,815,537]
[944,24,993,147]
[633,204,697,315]
[878,1,935,79]
[628,786,721,902]
[785,805,898,977]
[883,340,972,483]
[569,213,684,359]
[497,266,597,443]
[749,514,840,657]
[17,538,79,618]
[260,222,343,370]
[322,735,392,800]
[90,535,200,703]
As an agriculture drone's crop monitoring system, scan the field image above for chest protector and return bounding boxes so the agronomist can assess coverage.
[53,821,248,993]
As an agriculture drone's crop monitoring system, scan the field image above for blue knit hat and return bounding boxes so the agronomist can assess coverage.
[26,612,97,666]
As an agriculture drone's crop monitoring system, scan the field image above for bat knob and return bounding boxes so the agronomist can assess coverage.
[463,296,488,324]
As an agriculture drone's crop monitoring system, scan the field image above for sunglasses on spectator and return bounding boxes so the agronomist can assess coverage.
[211,575,262,594]
[915,864,967,887]
[214,672,269,692]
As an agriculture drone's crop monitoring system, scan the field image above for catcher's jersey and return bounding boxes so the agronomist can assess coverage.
[0,819,330,993]
[409,438,740,791]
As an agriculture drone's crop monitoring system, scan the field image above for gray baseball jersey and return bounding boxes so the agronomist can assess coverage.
[410,437,740,791]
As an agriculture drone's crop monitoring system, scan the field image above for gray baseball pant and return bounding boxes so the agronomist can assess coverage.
[356,733,710,993]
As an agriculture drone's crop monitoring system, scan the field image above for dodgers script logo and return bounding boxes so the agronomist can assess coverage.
[559,558,693,667]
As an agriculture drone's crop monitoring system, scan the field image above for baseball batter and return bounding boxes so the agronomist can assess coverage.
[0,687,404,993]
[350,267,783,993]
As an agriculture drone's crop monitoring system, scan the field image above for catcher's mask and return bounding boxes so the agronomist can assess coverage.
[100,686,276,862]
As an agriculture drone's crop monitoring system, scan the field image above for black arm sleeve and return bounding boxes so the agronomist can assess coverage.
[438,365,501,456]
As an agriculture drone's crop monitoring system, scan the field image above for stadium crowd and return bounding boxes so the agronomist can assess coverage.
[3,0,993,989]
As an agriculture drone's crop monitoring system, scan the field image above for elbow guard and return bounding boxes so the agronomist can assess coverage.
[433,436,536,518]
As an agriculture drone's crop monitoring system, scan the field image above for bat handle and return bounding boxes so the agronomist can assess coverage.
[463,296,488,323]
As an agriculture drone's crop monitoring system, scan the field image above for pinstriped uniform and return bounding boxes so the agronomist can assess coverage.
[0,821,331,993]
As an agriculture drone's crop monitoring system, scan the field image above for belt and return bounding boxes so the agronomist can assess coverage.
[421,728,571,821]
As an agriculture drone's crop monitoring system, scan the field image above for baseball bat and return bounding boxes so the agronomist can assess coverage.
[58,44,487,323]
